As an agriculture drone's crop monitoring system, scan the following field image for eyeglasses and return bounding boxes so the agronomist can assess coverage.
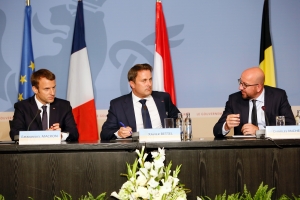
[238,79,258,89]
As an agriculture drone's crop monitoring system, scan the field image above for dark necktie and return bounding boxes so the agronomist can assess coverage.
[42,105,48,130]
[139,99,152,128]
[251,100,258,126]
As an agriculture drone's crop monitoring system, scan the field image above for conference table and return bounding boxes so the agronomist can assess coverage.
[0,137,299,200]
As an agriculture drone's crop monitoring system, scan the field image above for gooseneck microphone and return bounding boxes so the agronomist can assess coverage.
[27,109,41,131]
[262,106,269,126]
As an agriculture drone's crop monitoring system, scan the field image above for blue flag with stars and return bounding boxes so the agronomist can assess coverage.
[18,5,35,101]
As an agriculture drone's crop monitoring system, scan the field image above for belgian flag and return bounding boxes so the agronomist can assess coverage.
[259,0,276,87]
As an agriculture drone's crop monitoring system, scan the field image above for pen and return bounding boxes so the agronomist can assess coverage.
[119,122,132,134]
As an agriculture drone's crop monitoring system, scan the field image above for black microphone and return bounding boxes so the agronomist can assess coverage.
[14,109,41,142]
[27,109,41,131]
[262,106,269,126]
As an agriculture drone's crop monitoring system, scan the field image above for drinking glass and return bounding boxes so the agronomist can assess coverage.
[164,118,174,128]
[276,116,285,126]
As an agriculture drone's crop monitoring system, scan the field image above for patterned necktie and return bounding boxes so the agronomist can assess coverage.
[251,100,258,126]
[41,105,48,130]
[139,99,152,128]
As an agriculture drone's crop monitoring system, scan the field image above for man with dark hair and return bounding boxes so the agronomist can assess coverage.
[10,69,79,141]
[100,63,180,140]
[213,67,295,137]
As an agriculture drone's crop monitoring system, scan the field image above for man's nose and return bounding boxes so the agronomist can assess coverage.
[238,84,244,91]
[50,88,55,95]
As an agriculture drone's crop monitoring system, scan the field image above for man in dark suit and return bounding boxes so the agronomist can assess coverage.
[213,67,295,137]
[10,69,79,141]
[100,63,180,141]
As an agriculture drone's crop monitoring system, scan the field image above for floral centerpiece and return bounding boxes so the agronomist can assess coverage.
[111,146,189,200]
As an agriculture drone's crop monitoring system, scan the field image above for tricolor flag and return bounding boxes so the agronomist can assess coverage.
[259,0,276,87]
[18,4,35,101]
[67,0,98,141]
[153,0,176,105]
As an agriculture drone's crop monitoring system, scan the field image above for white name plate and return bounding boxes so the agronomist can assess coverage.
[265,125,300,139]
[19,131,61,145]
[139,128,181,142]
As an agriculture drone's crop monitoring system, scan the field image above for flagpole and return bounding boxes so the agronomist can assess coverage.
[26,0,30,6]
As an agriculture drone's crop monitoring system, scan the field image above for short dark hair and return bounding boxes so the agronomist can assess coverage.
[31,69,55,89]
[127,63,153,82]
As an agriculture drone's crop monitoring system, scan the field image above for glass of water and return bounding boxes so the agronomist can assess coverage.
[276,116,285,126]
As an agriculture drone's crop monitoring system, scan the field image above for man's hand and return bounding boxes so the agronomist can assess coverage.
[117,127,132,138]
[241,123,258,135]
[225,114,240,131]
[49,123,61,131]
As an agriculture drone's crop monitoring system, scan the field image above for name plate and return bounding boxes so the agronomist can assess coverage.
[265,126,300,139]
[19,131,61,145]
[139,128,181,142]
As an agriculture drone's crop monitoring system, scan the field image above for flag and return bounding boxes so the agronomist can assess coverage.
[259,0,276,87]
[18,5,35,101]
[153,0,176,105]
[67,0,98,141]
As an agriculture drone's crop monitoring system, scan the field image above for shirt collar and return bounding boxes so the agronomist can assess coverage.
[251,88,265,103]
[131,92,151,103]
[34,95,50,109]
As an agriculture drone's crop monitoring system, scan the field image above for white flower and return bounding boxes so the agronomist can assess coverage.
[153,159,164,170]
[148,177,159,188]
[149,168,158,178]
[136,186,149,199]
[111,146,188,200]
[144,161,152,169]
[158,147,165,156]
[160,181,172,195]
[136,173,147,186]
[151,151,159,158]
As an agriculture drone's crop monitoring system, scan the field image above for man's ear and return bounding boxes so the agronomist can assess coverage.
[32,86,38,94]
[129,81,135,89]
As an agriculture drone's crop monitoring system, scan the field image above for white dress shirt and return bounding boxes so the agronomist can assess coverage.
[132,92,162,131]
[114,92,162,138]
[35,95,50,129]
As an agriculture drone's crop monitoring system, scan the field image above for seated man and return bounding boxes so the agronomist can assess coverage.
[213,67,295,137]
[10,69,79,141]
[100,63,180,140]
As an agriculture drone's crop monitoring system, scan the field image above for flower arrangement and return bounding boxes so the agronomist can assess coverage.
[111,146,190,200]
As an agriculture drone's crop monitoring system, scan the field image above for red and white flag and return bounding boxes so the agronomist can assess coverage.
[153,0,176,105]
[67,0,98,141]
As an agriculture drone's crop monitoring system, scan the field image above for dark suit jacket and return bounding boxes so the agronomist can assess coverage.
[10,96,79,141]
[213,86,295,137]
[100,91,180,140]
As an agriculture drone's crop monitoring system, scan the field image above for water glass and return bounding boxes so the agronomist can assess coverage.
[276,116,285,126]
[164,118,174,128]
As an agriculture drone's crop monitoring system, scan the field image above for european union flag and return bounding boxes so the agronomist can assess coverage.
[18,5,35,101]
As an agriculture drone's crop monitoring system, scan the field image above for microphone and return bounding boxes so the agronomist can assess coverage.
[262,106,269,126]
[27,109,41,131]
[14,109,41,141]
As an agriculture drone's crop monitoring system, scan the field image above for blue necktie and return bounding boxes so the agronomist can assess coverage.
[42,105,48,130]
[139,99,152,128]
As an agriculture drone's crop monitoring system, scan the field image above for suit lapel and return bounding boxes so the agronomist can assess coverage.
[152,92,166,126]
[264,86,272,123]
[49,99,57,127]
[122,93,137,132]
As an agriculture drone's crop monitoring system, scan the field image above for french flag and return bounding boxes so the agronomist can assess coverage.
[67,0,98,141]
[153,0,176,105]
